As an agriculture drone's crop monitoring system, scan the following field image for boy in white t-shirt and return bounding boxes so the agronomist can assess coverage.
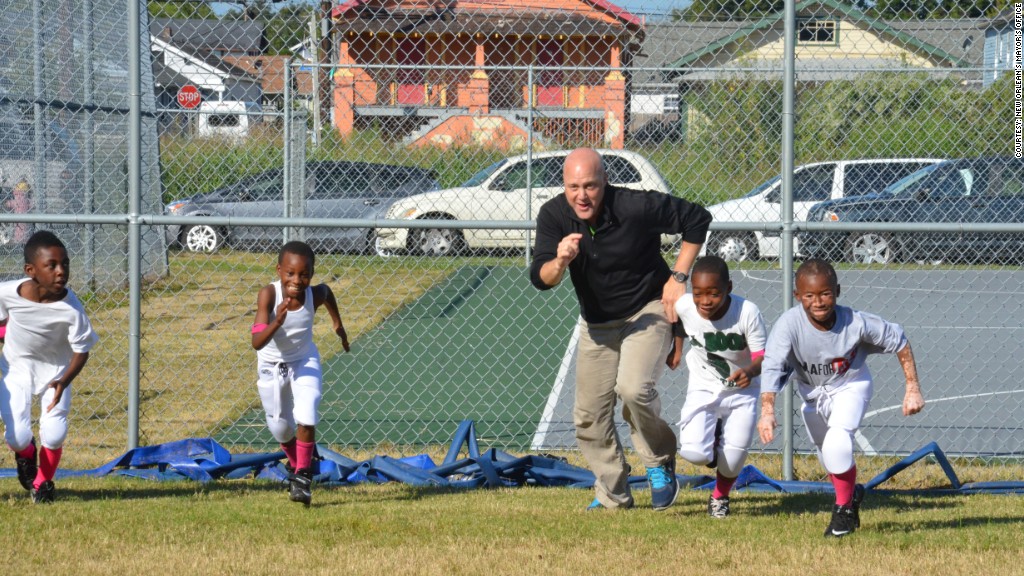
[0,230,98,503]
[667,256,767,518]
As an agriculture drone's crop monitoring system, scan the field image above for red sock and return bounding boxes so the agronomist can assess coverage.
[12,442,36,460]
[34,446,62,489]
[296,440,315,472]
[281,438,297,469]
[712,472,737,499]
[831,466,857,506]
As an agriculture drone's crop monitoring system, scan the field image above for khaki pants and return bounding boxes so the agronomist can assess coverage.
[574,299,677,508]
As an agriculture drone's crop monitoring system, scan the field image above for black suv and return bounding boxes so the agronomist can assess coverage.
[800,157,1024,264]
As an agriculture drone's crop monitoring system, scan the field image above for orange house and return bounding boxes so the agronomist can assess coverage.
[330,0,645,149]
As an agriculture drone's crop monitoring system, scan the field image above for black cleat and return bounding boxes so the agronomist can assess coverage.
[14,439,37,491]
[707,495,730,518]
[31,480,55,504]
[289,468,313,507]
[851,484,865,529]
[824,504,857,538]
[706,419,723,469]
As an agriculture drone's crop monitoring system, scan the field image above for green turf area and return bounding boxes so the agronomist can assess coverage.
[221,265,578,450]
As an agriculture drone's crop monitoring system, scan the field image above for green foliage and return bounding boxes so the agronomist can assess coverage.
[148,1,215,19]
[866,0,1008,19]
[159,72,1012,207]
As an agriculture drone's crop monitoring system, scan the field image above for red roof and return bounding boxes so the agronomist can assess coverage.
[332,0,643,30]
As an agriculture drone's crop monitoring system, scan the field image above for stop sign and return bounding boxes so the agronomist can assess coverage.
[176,84,201,109]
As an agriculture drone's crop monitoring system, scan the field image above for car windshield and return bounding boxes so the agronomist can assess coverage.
[884,163,941,196]
[461,159,507,187]
[744,175,780,198]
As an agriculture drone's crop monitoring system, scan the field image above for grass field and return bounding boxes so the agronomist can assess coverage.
[3,472,1023,576]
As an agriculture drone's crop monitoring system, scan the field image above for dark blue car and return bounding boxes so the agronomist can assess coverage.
[800,157,1024,264]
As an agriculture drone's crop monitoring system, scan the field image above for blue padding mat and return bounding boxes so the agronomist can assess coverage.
[3,422,1023,495]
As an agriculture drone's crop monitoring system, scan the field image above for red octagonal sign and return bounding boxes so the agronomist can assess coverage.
[176,84,201,109]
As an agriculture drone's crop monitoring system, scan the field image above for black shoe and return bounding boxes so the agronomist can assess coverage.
[14,439,37,491]
[707,495,730,518]
[283,463,295,490]
[851,484,865,529]
[824,504,857,538]
[706,419,723,469]
[31,480,55,504]
[289,468,313,507]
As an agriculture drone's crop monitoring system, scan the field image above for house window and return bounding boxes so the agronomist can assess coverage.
[798,19,837,45]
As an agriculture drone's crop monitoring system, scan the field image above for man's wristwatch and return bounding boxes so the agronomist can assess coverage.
[671,270,689,283]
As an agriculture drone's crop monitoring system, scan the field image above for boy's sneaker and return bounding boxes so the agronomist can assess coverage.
[289,468,313,507]
[851,484,865,528]
[31,480,55,504]
[824,504,857,538]
[15,440,37,491]
[647,461,679,511]
[283,464,295,490]
[707,495,730,518]
[706,419,723,469]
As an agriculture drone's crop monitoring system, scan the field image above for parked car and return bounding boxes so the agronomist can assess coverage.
[375,149,676,256]
[165,161,440,253]
[702,158,944,261]
[799,156,1024,264]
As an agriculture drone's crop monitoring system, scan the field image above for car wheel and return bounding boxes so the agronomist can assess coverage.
[366,231,395,258]
[182,224,223,253]
[412,228,464,257]
[708,232,756,262]
[847,232,894,264]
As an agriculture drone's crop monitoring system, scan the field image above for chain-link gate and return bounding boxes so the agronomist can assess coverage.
[0,0,1021,480]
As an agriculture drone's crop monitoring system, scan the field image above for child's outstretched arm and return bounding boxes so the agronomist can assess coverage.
[46,351,89,412]
[252,284,288,350]
[666,334,683,370]
[314,283,349,352]
[758,392,776,444]
[897,341,925,416]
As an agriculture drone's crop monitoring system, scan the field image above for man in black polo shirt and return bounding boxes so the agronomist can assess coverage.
[530,148,711,511]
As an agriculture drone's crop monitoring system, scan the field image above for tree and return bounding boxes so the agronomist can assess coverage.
[149,1,216,19]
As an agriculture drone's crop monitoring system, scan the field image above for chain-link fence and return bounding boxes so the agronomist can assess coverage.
[0,0,1021,479]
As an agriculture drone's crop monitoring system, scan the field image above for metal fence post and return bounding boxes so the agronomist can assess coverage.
[780,0,797,481]
[126,0,142,450]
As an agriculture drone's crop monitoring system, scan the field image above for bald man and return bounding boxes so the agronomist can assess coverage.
[530,148,712,511]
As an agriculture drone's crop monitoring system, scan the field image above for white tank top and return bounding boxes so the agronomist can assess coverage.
[256,281,315,364]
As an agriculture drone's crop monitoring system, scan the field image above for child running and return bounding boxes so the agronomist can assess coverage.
[667,255,767,518]
[758,259,925,537]
[1,230,98,503]
[251,241,349,506]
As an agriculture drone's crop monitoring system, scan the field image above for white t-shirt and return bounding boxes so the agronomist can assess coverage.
[256,281,316,364]
[761,304,908,397]
[0,278,98,393]
[675,294,767,393]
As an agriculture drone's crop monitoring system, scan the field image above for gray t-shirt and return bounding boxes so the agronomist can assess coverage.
[761,304,907,396]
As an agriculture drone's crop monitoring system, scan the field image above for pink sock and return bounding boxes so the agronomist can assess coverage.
[295,440,315,472]
[831,466,857,506]
[281,438,297,469]
[712,472,737,499]
[12,442,36,460]
[34,446,62,489]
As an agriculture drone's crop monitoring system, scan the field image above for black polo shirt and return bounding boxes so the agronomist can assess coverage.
[530,185,712,324]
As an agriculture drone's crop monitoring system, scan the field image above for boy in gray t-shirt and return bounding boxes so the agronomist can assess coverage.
[758,259,925,538]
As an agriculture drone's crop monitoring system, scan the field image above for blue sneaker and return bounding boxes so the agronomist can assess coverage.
[586,498,604,511]
[647,463,679,511]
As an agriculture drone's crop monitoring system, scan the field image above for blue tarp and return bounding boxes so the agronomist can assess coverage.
[3,421,1023,495]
